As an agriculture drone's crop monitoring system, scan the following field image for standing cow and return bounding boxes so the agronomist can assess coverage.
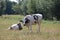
[20,14,42,32]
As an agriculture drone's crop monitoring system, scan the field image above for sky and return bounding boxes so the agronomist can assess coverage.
[9,0,18,3]
[9,0,22,3]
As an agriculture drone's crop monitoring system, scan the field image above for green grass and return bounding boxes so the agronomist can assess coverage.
[0,15,60,40]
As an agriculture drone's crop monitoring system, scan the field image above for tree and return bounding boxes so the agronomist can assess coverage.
[5,0,14,14]
[0,1,5,16]
[53,0,60,20]
[27,0,36,15]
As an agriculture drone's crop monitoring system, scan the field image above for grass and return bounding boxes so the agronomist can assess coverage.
[0,15,60,40]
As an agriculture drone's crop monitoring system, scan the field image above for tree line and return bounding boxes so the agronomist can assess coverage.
[0,0,60,20]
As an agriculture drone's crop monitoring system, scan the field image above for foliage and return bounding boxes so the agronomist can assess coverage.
[53,0,60,20]
[0,0,60,20]
[0,1,5,16]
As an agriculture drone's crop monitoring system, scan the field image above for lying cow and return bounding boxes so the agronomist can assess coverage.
[8,23,23,30]
[20,14,42,32]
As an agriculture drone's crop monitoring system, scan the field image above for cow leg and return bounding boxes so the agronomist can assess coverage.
[29,24,32,33]
[37,21,41,32]
[37,23,40,32]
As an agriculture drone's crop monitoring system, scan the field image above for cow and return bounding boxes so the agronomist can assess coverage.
[20,14,43,32]
[8,23,23,30]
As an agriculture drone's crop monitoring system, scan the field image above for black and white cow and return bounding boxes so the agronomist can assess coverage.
[8,23,23,30]
[20,14,43,32]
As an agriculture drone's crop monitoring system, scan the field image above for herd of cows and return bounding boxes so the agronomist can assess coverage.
[8,14,43,32]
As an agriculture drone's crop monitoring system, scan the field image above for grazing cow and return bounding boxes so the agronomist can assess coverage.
[8,23,23,30]
[20,14,42,32]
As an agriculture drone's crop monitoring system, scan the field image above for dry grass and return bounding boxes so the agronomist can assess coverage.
[0,15,60,40]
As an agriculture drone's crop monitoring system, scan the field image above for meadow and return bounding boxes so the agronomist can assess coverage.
[0,15,60,40]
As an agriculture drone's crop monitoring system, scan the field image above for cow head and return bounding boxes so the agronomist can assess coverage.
[20,18,30,26]
[17,23,23,30]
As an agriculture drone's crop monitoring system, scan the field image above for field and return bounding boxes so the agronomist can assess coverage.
[0,15,60,40]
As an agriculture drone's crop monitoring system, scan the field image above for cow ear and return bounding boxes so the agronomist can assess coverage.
[27,19,30,23]
[20,20,23,22]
